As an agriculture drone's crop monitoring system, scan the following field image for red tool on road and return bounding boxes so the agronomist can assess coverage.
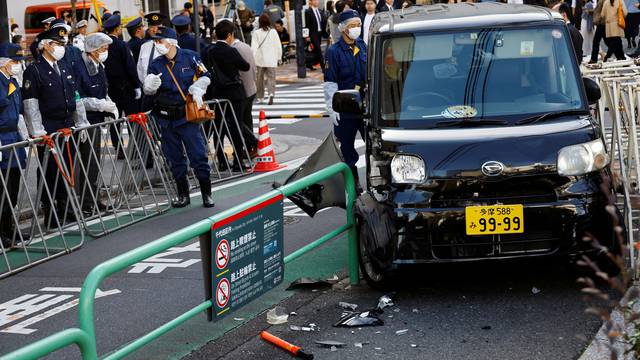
[260,331,314,359]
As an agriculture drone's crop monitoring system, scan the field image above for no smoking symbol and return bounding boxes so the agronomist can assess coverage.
[216,278,230,308]
[216,240,230,270]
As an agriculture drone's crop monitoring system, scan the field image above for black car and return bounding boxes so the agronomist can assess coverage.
[333,3,619,288]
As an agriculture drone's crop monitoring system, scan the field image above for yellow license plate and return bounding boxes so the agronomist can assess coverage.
[465,205,524,235]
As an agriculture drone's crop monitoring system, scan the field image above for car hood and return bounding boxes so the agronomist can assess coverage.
[380,118,598,179]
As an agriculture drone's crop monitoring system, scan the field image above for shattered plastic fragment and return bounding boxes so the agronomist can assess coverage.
[266,306,289,325]
[393,308,400,313]
[375,293,395,312]
[375,347,382,350]
[396,329,408,335]
[339,302,358,311]
[286,277,332,290]
[233,318,245,321]
[412,309,419,313]
[355,343,363,348]
[411,344,417,348]
[315,340,346,348]
[375,331,382,334]
[532,287,541,294]
[334,311,384,327]
[290,312,298,316]
[327,274,340,282]
[331,346,338,352]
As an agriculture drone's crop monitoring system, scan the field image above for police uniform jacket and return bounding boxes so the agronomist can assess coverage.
[324,37,367,92]
[178,32,207,52]
[22,56,77,132]
[148,48,211,128]
[73,53,112,125]
[129,37,146,63]
[0,74,26,169]
[63,45,83,75]
[103,35,140,102]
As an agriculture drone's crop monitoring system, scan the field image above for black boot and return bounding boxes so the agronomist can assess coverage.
[173,180,191,208]
[199,179,215,208]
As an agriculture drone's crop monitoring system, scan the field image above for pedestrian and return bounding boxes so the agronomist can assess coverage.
[602,0,627,61]
[581,0,596,57]
[143,26,214,208]
[73,33,119,215]
[378,0,397,12]
[73,20,88,52]
[10,24,19,39]
[102,14,142,158]
[252,14,282,105]
[305,0,327,70]
[590,0,606,62]
[324,10,366,188]
[264,0,286,26]
[172,14,207,52]
[362,0,377,45]
[126,17,146,63]
[232,35,259,160]
[328,0,346,45]
[199,4,215,40]
[559,3,584,62]
[625,0,640,48]
[206,19,257,171]
[238,1,256,44]
[0,42,29,250]
[137,13,167,110]
[274,19,292,62]
[22,26,91,225]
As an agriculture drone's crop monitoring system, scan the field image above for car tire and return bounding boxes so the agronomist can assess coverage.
[358,219,396,290]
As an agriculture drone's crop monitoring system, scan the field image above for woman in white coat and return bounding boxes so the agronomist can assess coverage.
[252,13,282,105]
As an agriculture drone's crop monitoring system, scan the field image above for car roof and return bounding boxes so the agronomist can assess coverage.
[373,3,561,34]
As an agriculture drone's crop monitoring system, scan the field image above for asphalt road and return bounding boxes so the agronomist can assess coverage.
[0,81,606,360]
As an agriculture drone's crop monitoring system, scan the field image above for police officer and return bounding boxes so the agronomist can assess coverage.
[172,15,207,52]
[0,43,29,250]
[103,14,142,158]
[137,13,167,85]
[50,20,84,73]
[324,10,366,188]
[73,20,89,52]
[143,27,214,208]
[73,33,119,214]
[126,17,145,63]
[22,26,91,224]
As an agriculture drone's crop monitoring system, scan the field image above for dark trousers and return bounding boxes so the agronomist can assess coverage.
[242,94,258,150]
[309,34,325,68]
[334,116,364,176]
[209,99,255,166]
[591,25,606,62]
[0,167,21,238]
[604,36,626,61]
[37,137,75,212]
[77,127,102,211]
[160,122,211,182]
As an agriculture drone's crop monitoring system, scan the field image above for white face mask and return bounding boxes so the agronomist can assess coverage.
[347,27,361,40]
[50,45,66,61]
[155,43,169,55]
[98,51,109,62]
[9,63,22,76]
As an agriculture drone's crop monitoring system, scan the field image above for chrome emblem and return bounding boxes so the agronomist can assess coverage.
[481,161,504,176]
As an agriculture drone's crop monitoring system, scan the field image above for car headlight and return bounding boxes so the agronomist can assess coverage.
[391,154,426,184]
[557,139,608,176]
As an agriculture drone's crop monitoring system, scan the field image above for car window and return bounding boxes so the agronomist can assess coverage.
[24,11,56,30]
[378,25,584,128]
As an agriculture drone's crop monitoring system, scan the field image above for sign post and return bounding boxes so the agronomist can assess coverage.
[202,194,285,320]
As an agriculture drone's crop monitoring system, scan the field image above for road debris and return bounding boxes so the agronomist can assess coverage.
[532,287,541,294]
[338,302,358,311]
[354,342,369,348]
[334,311,384,327]
[233,318,245,321]
[315,340,346,348]
[481,325,492,330]
[375,293,395,312]
[260,331,314,359]
[396,329,409,335]
[331,346,338,352]
[326,274,340,283]
[290,324,318,332]
[412,308,419,313]
[267,306,289,325]
[411,344,417,348]
[286,277,332,290]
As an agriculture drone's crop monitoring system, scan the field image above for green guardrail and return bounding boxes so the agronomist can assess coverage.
[2,162,358,360]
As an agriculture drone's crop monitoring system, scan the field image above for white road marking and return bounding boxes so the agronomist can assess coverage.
[129,242,201,274]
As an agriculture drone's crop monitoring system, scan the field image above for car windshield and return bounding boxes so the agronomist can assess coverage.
[377,25,585,128]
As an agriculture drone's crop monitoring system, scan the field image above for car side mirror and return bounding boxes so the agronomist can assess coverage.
[333,90,363,115]
[583,77,601,105]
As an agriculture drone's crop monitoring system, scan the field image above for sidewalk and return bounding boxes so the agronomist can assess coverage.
[276,60,324,84]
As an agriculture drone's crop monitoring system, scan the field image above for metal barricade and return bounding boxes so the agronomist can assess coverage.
[0,136,84,279]
[64,115,175,238]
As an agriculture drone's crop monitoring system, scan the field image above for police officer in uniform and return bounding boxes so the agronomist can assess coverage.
[137,13,167,85]
[143,27,214,208]
[73,33,119,214]
[0,43,29,250]
[172,15,207,52]
[126,17,146,63]
[22,27,91,224]
[324,10,366,187]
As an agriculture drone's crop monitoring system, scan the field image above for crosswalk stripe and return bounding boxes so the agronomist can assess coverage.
[253,104,326,110]
[253,83,325,125]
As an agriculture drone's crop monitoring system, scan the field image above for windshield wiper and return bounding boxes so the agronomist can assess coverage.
[515,109,590,125]
[434,119,509,128]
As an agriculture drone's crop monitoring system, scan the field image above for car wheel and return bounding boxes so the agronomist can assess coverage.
[358,219,396,290]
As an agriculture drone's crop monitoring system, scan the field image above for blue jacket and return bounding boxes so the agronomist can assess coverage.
[148,48,211,128]
[103,35,141,102]
[324,37,367,91]
[178,33,207,53]
[73,55,111,125]
[0,75,26,169]
[22,56,77,132]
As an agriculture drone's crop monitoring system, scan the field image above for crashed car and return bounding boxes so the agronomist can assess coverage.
[331,3,620,288]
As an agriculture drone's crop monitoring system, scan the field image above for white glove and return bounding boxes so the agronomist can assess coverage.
[79,129,89,143]
[330,111,340,126]
[143,74,162,95]
[193,94,204,107]
[17,115,29,141]
[101,100,118,113]
[134,88,142,100]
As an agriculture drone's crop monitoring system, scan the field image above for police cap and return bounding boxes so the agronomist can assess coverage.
[103,14,121,31]
[171,15,191,27]
[0,43,25,61]
[76,20,88,29]
[38,26,69,43]
[144,13,167,26]
[42,16,56,24]
[151,26,178,40]
[125,16,143,29]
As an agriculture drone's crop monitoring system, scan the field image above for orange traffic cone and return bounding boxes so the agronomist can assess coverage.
[254,110,286,172]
